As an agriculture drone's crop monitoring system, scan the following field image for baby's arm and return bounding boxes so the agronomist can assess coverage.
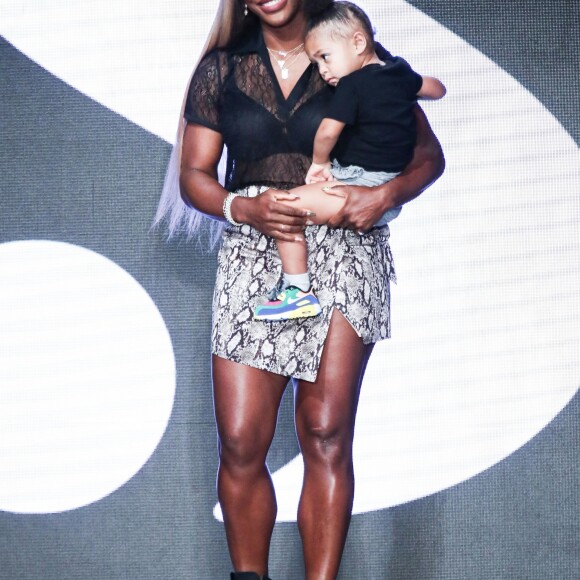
[306,118,346,184]
[417,76,447,100]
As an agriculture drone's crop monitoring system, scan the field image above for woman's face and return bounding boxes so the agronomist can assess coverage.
[246,0,304,29]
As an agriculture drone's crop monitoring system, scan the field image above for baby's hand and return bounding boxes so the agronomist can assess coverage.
[305,162,333,184]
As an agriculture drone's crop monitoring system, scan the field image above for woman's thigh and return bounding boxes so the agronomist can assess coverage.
[281,181,346,225]
[294,311,374,453]
[212,355,288,465]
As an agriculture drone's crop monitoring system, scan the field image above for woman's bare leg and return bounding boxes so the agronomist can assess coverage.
[294,311,375,579]
[275,181,346,278]
[213,355,288,575]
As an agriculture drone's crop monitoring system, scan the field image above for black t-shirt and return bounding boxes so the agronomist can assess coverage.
[184,26,332,191]
[326,59,423,172]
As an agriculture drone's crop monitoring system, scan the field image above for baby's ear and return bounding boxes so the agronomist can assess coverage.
[352,31,368,55]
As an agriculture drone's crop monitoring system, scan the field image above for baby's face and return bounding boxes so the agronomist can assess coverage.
[305,30,360,86]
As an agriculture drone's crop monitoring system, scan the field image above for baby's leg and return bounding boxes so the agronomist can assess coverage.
[254,183,344,319]
[274,181,346,284]
[284,181,346,225]
[276,237,308,275]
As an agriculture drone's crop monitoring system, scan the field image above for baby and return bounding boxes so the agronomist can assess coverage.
[254,0,445,321]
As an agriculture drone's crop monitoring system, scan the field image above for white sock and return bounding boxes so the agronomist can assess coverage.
[283,272,310,292]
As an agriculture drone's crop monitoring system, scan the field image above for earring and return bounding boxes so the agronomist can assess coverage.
[244,3,248,16]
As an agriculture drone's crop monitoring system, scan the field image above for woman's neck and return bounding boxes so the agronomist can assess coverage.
[261,15,307,52]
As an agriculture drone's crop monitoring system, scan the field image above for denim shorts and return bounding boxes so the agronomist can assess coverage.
[330,160,402,226]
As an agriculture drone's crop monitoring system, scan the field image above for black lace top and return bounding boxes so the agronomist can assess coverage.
[184,25,333,191]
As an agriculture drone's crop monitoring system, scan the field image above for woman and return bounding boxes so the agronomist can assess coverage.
[157,1,444,578]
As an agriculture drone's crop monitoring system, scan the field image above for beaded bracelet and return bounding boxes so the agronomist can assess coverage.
[223,192,243,226]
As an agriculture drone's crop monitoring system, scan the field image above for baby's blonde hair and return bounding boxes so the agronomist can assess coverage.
[306,1,375,51]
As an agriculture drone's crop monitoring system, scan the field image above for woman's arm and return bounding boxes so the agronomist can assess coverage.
[180,123,310,241]
[326,104,445,231]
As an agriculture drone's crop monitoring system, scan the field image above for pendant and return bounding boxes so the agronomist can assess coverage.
[278,51,287,57]
[277,59,285,68]
[281,68,289,80]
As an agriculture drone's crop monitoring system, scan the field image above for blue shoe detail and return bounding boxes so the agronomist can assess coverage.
[253,286,322,321]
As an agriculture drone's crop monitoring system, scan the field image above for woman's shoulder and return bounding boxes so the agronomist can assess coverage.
[198,47,229,67]
[193,48,232,84]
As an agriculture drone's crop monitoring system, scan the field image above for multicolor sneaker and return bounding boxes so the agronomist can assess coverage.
[253,285,322,321]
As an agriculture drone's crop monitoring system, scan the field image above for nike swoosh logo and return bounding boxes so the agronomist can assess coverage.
[286,296,308,305]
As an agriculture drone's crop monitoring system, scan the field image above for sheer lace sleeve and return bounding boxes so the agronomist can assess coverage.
[184,50,228,131]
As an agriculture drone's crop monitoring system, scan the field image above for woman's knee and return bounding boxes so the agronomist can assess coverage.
[298,418,354,468]
[217,423,270,471]
[212,359,286,472]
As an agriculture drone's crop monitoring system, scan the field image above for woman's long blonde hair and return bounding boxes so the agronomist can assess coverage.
[153,0,331,244]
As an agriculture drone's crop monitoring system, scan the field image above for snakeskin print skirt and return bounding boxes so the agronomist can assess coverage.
[211,185,396,382]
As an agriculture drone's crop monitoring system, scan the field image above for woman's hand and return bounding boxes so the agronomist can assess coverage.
[326,105,444,233]
[323,184,386,233]
[232,188,312,242]
[180,125,311,240]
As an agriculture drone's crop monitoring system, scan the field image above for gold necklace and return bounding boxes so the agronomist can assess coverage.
[266,43,305,80]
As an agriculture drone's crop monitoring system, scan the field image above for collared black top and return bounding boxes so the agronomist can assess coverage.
[184,25,332,191]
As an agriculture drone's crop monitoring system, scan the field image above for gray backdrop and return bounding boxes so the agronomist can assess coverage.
[1,1,578,578]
